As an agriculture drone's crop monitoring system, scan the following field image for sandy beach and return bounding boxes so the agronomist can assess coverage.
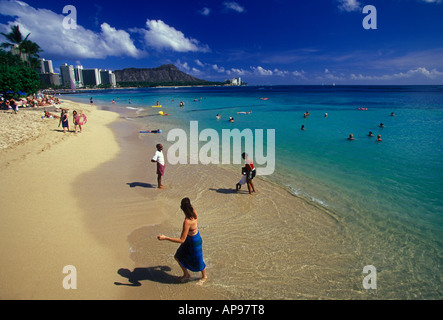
[0,99,361,300]
[0,101,124,299]
[0,100,225,299]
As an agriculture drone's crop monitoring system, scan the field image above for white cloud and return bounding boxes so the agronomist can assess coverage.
[350,67,443,81]
[212,64,225,73]
[223,1,245,13]
[142,19,210,53]
[195,59,205,67]
[174,59,205,77]
[273,69,288,76]
[199,7,211,16]
[392,67,443,79]
[227,68,247,76]
[0,0,144,59]
[317,68,345,81]
[337,0,361,12]
[175,59,190,72]
[0,1,210,59]
[251,66,273,76]
[292,70,306,79]
[100,23,141,58]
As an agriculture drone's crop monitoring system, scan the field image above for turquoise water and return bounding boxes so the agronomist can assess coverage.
[68,85,443,297]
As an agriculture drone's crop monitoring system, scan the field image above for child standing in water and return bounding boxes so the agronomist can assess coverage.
[242,152,257,195]
[236,167,247,192]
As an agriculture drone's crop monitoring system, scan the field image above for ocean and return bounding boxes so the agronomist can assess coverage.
[67,85,443,299]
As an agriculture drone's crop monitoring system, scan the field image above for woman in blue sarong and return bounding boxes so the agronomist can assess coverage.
[157,198,207,285]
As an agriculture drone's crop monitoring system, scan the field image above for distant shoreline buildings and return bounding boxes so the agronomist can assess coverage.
[226,77,245,86]
[38,58,116,89]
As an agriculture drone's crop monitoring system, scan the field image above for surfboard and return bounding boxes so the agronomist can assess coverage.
[152,105,162,108]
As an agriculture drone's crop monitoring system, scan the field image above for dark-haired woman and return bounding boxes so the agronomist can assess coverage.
[157,198,207,285]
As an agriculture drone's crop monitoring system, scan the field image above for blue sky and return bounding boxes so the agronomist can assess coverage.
[1,0,442,85]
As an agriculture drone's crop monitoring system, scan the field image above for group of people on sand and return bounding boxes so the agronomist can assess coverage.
[0,93,61,113]
[56,108,86,134]
[148,143,257,286]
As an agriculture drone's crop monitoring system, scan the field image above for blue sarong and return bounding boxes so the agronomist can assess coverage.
[174,231,206,272]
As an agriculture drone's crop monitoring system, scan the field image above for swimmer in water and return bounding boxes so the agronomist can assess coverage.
[377,134,382,142]
[348,134,355,140]
[368,131,374,137]
[301,125,305,130]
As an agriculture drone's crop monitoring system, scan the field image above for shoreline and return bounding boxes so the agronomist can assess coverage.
[83,103,362,299]
[78,98,442,299]
[0,98,356,299]
[6,96,429,299]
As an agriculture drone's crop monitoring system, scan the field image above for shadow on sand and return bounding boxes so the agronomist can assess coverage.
[208,188,238,194]
[114,266,178,286]
[127,182,155,189]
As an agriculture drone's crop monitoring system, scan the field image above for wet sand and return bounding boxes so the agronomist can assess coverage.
[77,105,362,300]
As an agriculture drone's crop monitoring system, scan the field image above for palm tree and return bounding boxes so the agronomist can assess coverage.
[0,25,30,54]
[20,39,42,68]
[1,25,42,68]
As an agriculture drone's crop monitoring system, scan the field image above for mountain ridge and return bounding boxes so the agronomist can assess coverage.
[114,64,206,83]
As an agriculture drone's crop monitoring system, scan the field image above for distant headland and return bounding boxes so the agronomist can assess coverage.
[114,64,225,87]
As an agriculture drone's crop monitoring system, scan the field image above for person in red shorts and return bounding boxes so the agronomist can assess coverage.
[242,152,257,195]
[151,144,165,189]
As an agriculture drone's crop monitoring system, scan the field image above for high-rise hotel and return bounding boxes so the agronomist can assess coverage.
[38,58,117,89]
